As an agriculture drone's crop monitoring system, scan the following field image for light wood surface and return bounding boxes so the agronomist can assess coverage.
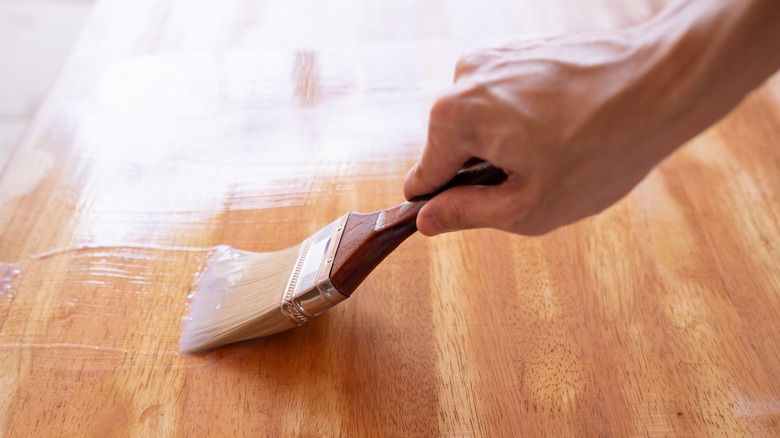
[2,0,780,436]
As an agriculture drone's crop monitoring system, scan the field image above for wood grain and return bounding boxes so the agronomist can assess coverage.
[2,0,780,436]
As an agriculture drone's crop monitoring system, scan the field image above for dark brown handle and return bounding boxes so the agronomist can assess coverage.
[409,160,509,201]
[330,161,507,296]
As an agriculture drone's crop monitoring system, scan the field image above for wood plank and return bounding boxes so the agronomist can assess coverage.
[3,0,780,435]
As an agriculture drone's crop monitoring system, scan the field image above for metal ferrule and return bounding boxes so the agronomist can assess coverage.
[280,213,349,325]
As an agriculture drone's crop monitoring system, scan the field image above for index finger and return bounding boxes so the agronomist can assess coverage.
[404,88,480,199]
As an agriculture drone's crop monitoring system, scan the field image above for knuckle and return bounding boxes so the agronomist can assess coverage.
[429,92,457,121]
[454,51,478,76]
[444,201,471,231]
[411,161,434,186]
[430,83,489,124]
[430,198,470,231]
[455,49,493,78]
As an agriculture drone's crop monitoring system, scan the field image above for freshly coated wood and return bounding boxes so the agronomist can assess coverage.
[2,0,780,436]
[331,163,506,296]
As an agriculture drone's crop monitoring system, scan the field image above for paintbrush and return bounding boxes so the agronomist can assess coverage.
[179,161,507,352]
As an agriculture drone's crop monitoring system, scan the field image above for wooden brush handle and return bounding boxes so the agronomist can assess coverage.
[330,161,508,296]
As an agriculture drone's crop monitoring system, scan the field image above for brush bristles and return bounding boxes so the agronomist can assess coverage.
[179,244,302,353]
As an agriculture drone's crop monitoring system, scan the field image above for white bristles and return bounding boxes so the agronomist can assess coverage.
[179,244,303,353]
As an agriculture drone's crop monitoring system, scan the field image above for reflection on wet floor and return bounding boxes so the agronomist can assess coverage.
[64,49,433,244]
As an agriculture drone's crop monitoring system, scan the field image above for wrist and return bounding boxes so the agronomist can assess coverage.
[631,0,780,102]
[615,0,780,160]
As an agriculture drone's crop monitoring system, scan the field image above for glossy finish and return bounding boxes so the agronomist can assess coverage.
[2,0,780,436]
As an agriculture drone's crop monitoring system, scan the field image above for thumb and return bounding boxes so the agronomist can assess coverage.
[415,181,525,236]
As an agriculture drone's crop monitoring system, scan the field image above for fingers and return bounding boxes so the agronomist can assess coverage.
[404,87,477,200]
[403,142,471,201]
[415,178,530,236]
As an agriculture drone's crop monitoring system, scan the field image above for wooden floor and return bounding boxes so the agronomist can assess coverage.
[2,0,780,436]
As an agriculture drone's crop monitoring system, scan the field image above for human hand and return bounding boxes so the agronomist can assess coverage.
[403,0,780,236]
[404,32,668,235]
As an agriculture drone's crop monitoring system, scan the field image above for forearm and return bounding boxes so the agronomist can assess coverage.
[628,0,780,156]
[642,0,780,80]
[404,0,780,236]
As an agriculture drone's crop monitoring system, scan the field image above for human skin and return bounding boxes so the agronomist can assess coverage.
[403,0,780,236]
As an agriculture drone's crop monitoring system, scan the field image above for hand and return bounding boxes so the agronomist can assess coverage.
[405,32,672,236]
[403,0,780,236]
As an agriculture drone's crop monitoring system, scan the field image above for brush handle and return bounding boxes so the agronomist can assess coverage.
[330,161,507,296]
